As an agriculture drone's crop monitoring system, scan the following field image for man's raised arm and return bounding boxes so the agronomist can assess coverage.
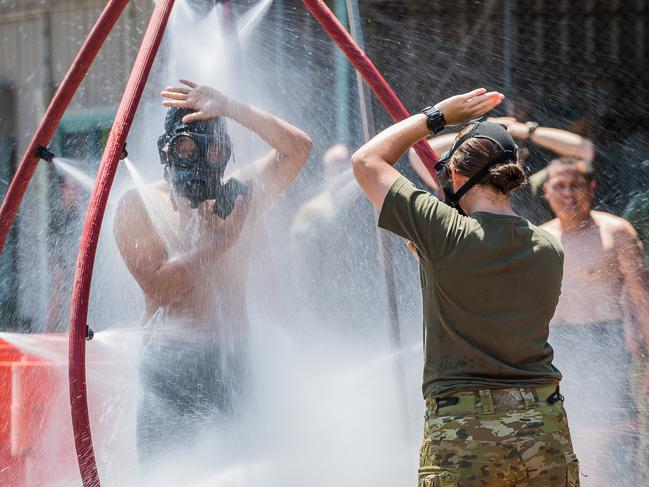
[161,80,312,203]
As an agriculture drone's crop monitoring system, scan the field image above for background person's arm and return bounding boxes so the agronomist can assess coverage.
[615,219,649,392]
[529,126,595,162]
[489,116,595,163]
[426,132,458,156]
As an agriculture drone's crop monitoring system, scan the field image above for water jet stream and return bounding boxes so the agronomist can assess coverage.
[52,157,97,192]
[236,0,274,43]
[122,158,180,257]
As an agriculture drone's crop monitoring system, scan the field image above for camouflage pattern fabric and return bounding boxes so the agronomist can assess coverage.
[419,386,579,486]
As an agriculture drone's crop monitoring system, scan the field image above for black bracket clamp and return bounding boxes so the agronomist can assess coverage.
[35,146,55,163]
[120,143,128,161]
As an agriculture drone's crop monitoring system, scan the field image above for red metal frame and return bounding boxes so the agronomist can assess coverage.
[0,0,130,255]
[301,0,440,174]
[67,1,176,486]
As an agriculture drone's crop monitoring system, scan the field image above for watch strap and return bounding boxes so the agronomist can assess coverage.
[422,106,446,135]
[526,121,539,138]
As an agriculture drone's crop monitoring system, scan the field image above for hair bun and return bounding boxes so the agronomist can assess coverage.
[449,131,526,195]
[487,162,526,194]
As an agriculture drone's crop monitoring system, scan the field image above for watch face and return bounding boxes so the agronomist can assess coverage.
[424,108,445,134]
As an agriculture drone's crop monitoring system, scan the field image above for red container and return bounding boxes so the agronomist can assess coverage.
[0,337,75,487]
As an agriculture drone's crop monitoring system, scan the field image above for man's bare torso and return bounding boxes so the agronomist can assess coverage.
[123,178,257,341]
[542,211,625,324]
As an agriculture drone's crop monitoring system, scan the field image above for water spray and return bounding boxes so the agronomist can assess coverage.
[344,0,411,438]
[0,0,130,255]
[301,0,440,178]
[36,146,97,192]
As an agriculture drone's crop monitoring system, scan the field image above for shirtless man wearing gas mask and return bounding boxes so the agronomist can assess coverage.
[113,80,311,463]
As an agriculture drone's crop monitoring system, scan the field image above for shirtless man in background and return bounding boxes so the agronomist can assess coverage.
[541,157,649,484]
[114,80,311,463]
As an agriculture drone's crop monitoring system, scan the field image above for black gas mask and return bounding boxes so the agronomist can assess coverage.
[434,121,518,215]
[158,108,247,218]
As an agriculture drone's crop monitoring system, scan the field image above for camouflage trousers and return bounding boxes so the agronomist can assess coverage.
[419,384,579,486]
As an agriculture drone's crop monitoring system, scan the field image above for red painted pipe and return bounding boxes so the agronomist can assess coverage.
[0,0,130,255]
[301,0,439,178]
[221,0,239,54]
[222,0,235,26]
[67,1,176,486]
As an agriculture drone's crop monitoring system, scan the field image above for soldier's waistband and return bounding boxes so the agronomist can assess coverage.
[425,384,563,416]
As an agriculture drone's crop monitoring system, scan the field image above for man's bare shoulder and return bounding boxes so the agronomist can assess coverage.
[114,182,167,238]
[114,187,147,228]
[116,187,142,208]
[116,181,167,214]
[592,210,638,240]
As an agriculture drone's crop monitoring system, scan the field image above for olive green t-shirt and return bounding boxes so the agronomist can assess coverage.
[378,176,563,398]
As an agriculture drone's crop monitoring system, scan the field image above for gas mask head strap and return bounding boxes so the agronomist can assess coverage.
[436,121,518,208]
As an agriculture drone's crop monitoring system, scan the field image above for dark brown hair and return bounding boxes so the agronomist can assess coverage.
[449,123,526,195]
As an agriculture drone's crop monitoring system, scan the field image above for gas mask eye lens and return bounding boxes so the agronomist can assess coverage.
[171,135,199,161]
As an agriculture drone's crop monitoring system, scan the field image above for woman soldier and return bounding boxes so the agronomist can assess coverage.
[352,89,579,486]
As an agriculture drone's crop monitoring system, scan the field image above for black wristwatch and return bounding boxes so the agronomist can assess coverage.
[422,106,446,135]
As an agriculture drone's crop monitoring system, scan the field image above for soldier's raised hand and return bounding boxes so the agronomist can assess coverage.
[435,88,504,126]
